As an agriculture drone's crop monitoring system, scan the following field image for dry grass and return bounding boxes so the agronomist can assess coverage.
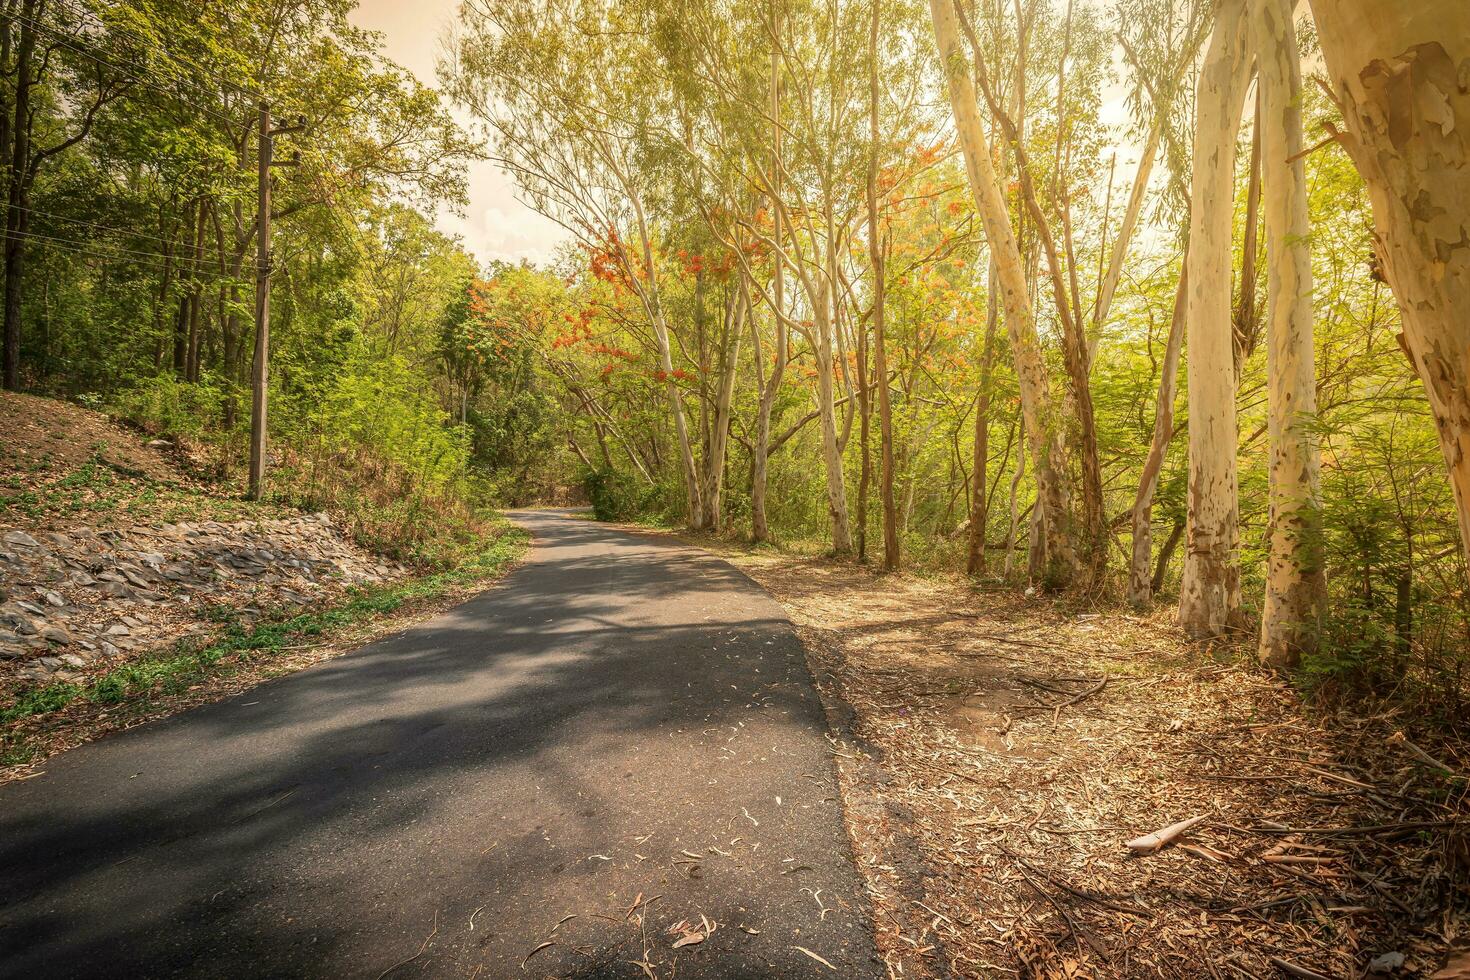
[1,390,182,483]
[700,543,1469,979]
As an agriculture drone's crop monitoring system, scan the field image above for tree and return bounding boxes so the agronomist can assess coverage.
[1253,0,1325,668]
[446,0,708,526]
[867,0,898,571]
[1307,0,1470,584]
[1,0,131,390]
[928,0,1077,586]
[1177,0,1251,637]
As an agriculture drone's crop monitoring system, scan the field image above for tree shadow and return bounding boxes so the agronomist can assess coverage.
[0,510,880,978]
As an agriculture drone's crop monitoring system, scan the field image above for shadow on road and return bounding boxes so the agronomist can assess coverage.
[0,510,879,978]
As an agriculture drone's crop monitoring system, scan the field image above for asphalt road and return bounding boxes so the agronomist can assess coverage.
[0,510,880,978]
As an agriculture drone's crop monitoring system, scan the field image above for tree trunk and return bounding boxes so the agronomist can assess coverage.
[0,0,35,391]
[751,6,785,544]
[1178,0,1251,638]
[928,0,1076,586]
[1307,0,1470,582]
[185,200,207,382]
[870,0,898,571]
[1234,98,1263,375]
[1004,418,1028,579]
[814,279,853,554]
[703,284,744,530]
[1254,0,1327,669]
[968,259,1000,575]
[855,300,871,561]
[1130,262,1187,608]
[1153,515,1186,593]
[1091,127,1159,361]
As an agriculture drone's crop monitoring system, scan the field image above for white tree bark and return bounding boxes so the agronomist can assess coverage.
[1178,0,1252,637]
[1307,0,1470,582]
[1091,128,1159,361]
[751,15,785,544]
[928,0,1076,584]
[1254,0,1326,668]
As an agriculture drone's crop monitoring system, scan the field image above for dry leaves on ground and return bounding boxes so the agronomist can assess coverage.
[717,547,1468,980]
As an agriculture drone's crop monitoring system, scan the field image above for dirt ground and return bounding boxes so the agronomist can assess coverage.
[1,391,182,483]
[704,543,1468,979]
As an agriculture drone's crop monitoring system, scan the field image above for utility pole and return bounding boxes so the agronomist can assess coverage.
[248,102,303,501]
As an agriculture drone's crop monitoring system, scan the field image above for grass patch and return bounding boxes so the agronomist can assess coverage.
[0,520,528,766]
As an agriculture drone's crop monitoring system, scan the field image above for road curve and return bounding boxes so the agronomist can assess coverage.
[0,509,879,978]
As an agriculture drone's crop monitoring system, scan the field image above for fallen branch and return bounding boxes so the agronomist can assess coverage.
[1126,815,1208,854]
[1052,676,1108,722]
[1009,851,1150,916]
[1389,731,1462,776]
[1269,956,1335,980]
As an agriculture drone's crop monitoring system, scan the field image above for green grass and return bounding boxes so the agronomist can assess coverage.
[0,521,528,766]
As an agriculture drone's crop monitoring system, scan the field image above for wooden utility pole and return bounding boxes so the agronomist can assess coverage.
[248,103,302,501]
[248,103,272,500]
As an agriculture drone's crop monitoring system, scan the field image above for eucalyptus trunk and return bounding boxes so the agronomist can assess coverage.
[1130,263,1187,608]
[1254,0,1326,668]
[929,0,1076,586]
[1178,0,1251,638]
[813,279,853,554]
[1307,0,1470,583]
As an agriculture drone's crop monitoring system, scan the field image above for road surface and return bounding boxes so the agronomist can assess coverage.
[0,509,879,978]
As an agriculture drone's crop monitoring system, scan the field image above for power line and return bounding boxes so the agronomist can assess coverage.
[0,225,258,274]
[9,202,256,269]
[0,228,185,276]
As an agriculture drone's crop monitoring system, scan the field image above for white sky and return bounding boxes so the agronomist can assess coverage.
[351,0,569,267]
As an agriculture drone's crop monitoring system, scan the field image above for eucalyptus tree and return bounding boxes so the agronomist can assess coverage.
[1252,0,1325,667]
[929,0,1077,586]
[1307,0,1470,585]
[1177,0,1251,638]
[1113,0,1207,608]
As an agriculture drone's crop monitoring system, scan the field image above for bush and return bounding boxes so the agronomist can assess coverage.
[112,373,228,440]
[584,467,677,523]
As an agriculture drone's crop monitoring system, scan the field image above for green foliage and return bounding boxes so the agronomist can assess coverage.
[112,374,227,441]
[584,467,674,522]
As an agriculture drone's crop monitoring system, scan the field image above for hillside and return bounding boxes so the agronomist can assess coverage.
[0,392,522,773]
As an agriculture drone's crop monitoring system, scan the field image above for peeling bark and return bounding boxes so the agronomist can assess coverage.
[1254,0,1326,668]
[1308,0,1470,582]
[1178,0,1252,637]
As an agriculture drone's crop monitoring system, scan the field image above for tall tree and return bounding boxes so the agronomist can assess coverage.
[928,0,1077,586]
[1307,0,1470,583]
[868,0,898,571]
[1177,0,1251,637]
[1,0,130,390]
[1253,0,1325,667]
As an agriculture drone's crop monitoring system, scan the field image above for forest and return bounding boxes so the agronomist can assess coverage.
[0,1,1467,703]
[2,0,1470,976]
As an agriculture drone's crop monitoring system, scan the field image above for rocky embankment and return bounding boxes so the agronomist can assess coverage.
[0,515,405,688]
